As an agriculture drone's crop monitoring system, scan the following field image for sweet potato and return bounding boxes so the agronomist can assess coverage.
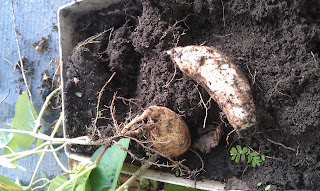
[148,106,191,157]
[122,106,191,157]
[167,46,256,130]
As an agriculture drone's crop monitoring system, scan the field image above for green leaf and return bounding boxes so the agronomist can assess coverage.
[8,91,38,149]
[0,132,13,147]
[247,155,253,163]
[242,147,248,153]
[235,154,240,163]
[89,138,130,191]
[236,145,242,153]
[250,152,257,156]
[75,92,83,97]
[48,175,74,191]
[231,155,236,160]
[265,185,271,190]
[261,154,265,161]
[252,160,256,167]
[1,132,19,154]
[257,182,262,187]
[230,147,237,155]
[0,175,23,191]
[241,154,245,161]
[164,183,195,191]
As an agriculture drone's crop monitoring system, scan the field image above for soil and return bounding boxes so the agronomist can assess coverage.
[63,0,320,190]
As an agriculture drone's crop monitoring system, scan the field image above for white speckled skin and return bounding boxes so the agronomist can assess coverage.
[167,46,256,130]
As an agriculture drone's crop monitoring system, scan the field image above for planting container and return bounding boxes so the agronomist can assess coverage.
[58,0,225,190]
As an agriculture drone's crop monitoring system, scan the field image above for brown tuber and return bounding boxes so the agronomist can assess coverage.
[167,46,256,131]
[122,106,191,158]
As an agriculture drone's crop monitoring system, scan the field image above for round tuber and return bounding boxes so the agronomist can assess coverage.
[147,106,191,158]
[167,46,256,131]
[122,106,191,158]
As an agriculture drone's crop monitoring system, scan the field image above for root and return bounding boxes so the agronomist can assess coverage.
[115,96,143,110]
[110,92,120,134]
[92,72,116,137]
[220,0,226,27]
[0,90,10,105]
[121,107,153,134]
[10,0,31,99]
[51,57,61,89]
[91,88,199,180]
[76,27,114,50]
[267,138,296,151]
[226,129,236,145]
[163,64,177,88]
[172,14,195,29]
[189,149,205,176]
[197,89,212,129]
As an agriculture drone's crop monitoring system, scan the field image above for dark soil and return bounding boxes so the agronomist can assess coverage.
[63,0,320,190]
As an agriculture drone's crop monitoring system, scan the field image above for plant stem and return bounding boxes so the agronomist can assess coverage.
[49,144,70,173]
[31,178,50,186]
[10,143,66,161]
[0,124,102,145]
[33,86,62,133]
[56,144,109,191]
[56,163,97,191]
[94,144,108,165]
[28,113,63,189]
[31,180,52,191]
[115,153,159,191]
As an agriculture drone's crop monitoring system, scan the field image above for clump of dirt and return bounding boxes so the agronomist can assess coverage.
[63,0,320,190]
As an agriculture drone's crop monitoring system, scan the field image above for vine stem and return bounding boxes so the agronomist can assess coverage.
[10,143,66,162]
[115,153,159,191]
[33,86,62,133]
[0,125,102,145]
[57,163,97,191]
[28,112,63,189]
[56,144,108,191]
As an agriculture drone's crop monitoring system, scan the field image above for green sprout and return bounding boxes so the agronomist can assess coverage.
[230,145,265,167]
[98,111,102,117]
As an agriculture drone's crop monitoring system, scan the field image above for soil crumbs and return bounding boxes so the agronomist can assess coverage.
[63,0,320,190]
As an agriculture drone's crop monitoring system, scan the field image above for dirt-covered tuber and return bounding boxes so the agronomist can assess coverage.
[167,46,256,131]
[122,106,191,158]
[147,106,191,157]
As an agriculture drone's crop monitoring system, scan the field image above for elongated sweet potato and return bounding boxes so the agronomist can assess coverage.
[167,46,256,130]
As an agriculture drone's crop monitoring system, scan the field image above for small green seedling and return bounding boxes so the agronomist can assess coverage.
[75,92,82,97]
[265,185,271,190]
[87,125,93,133]
[293,162,300,167]
[257,182,262,187]
[230,145,265,167]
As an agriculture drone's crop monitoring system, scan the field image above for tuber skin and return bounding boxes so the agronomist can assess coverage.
[167,46,256,131]
[147,106,191,158]
[122,106,191,158]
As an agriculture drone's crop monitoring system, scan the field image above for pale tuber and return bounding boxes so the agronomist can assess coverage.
[167,46,256,131]
[147,106,191,157]
[122,106,191,157]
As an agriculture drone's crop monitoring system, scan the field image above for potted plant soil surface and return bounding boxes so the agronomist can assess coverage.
[59,0,320,190]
